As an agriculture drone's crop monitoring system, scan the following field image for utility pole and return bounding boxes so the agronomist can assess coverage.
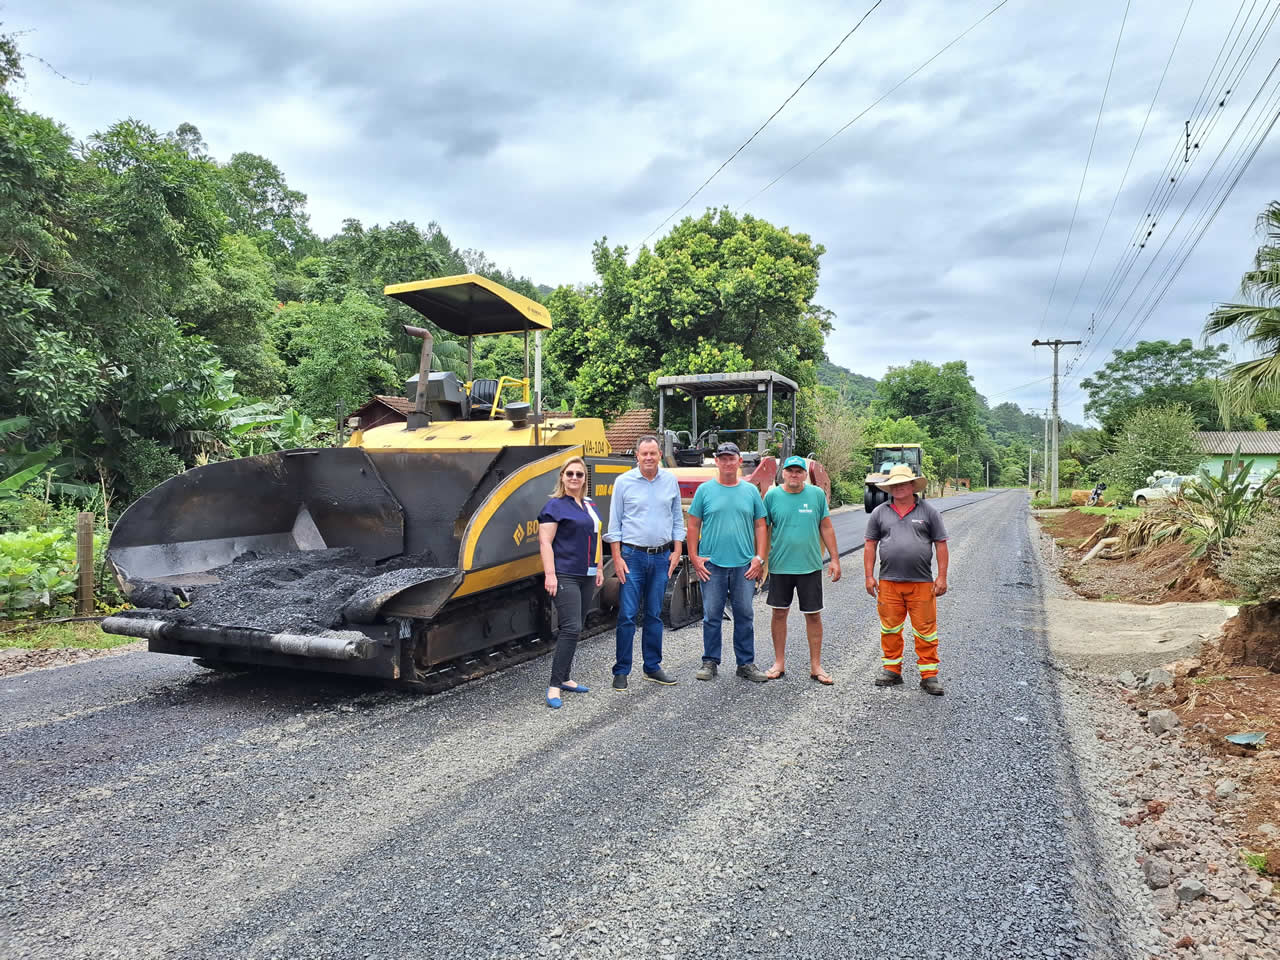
[1032,339,1082,505]
[1042,411,1049,494]
[1027,446,1033,492]
[985,459,990,489]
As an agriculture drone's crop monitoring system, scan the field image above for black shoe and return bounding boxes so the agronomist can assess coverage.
[736,663,769,683]
[695,659,718,681]
[920,676,944,696]
[873,668,904,687]
[612,674,628,691]
[643,668,677,685]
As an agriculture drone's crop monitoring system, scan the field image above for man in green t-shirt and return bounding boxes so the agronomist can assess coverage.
[762,457,841,684]
[687,442,770,683]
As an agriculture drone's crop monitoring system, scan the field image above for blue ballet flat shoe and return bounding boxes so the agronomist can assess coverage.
[545,693,563,709]
[560,683,589,694]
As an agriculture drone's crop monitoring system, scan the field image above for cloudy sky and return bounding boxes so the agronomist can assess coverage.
[11,0,1280,422]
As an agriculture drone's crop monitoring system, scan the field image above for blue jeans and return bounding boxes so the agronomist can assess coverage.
[613,546,670,675]
[701,562,756,666]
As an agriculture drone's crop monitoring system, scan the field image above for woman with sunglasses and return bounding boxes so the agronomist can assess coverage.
[537,456,604,709]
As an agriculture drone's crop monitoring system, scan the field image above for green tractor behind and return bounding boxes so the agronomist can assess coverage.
[864,443,925,512]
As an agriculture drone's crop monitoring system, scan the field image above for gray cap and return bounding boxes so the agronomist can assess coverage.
[714,441,740,456]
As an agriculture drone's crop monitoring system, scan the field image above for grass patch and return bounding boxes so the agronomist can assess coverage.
[1078,505,1143,521]
[1192,674,1229,685]
[1243,850,1268,872]
[0,619,130,650]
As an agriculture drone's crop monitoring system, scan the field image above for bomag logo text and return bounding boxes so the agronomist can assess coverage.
[513,519,538,545]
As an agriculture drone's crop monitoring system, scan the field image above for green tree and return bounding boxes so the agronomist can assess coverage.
[175,234,283,398]
[1079,339,1229,432]
[1094,404,1203,497]
[1205,200,1280,424]
[556,210,827,450]
[277,291,398,419]
[216,152,316,263]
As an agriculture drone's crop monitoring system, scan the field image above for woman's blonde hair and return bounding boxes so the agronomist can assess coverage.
[550,457,589,500]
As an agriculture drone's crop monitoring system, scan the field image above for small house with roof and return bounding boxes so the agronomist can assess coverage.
[1195,431,1280,477]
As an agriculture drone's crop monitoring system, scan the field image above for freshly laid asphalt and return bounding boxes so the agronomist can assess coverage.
[0,490,1127,960]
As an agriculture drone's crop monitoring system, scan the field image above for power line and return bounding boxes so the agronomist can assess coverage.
[1060,56,1280,412]
[1076,51,1280,375]
[1037,0,1133,337]
[1058,0,1196,343]
[1112,72,1280,352]
[1064,0,1280,377]
[640,1,884,246]
[738,0,1011,209]
[1077,0,1261,331]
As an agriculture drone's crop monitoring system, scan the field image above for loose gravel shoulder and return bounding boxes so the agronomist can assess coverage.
[1030,515,1280,960]
[1,491,1147,959]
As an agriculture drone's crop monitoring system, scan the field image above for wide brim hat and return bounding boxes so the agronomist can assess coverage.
[876,464,928,493]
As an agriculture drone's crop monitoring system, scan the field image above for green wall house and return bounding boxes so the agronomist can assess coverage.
[1195,431,1280,478]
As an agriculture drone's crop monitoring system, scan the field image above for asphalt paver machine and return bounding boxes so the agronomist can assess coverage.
[100,275,703,691]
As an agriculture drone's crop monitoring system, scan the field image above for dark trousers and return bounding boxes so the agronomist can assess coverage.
[551,574,594,687]
[613,546,670,675]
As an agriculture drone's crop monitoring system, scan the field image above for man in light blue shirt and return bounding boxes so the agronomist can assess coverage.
[604,435,686,690]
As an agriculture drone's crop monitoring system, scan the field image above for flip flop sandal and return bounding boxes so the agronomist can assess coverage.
[810,673,834,686]
[766,669,786,680]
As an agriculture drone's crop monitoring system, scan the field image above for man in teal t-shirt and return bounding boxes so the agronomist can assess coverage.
[687,442,770,683]
[763,456,841,684]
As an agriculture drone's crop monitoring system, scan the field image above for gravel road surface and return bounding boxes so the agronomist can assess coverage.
[1,490,1128,959]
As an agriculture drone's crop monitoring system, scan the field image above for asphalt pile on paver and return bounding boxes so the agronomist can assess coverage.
[126,547,453,634]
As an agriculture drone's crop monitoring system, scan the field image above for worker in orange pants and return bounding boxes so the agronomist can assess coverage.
[863,465,949,695]
[875,580,939,680]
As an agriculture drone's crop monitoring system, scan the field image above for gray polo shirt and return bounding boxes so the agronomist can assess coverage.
[865,499,948,582]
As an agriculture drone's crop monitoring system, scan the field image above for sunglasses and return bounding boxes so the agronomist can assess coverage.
[563,470,585,478]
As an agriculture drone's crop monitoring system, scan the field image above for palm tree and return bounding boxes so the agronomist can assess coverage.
[1205,201,1280,425]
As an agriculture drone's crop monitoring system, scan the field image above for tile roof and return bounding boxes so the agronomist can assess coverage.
[605,408,655,454]
[1195,430,1280,455]
[370,395,414,415]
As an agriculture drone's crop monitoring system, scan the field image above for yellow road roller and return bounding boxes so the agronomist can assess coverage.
[100,275,704,690]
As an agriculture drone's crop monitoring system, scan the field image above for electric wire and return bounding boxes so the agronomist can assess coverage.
[639,1,883,246]
[738,0,1011,209]
[1074,0,1264,341]
[1057,0,1196,346]
[1059,57,1280,411]
[1063,0,1280,378]
[1113,73,1280,352]
[1075,51,1280,376]
[1037,0,1133,338]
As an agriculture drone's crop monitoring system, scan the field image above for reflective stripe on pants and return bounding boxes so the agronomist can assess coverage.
[876,580,939,676]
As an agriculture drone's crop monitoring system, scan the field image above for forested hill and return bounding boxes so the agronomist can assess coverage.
[817,360,878,410]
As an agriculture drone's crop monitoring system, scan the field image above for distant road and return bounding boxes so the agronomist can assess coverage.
[828,489,1004,558]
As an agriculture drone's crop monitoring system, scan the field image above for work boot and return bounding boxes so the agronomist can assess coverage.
[695,659,718,681]
[644,667,677,685]
[919,676,944,696]
[736,663,769,683]
[873,668,904,687]
[612,674,628,691]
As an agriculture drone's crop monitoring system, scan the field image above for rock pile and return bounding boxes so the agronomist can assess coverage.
[1058,664,1278,959]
